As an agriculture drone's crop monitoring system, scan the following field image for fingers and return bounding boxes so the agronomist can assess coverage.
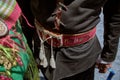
[98,64,106,73]
[96,63,112,73]
[99,66,108,73]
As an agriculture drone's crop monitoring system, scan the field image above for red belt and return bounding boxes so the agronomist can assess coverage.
[35,20,96,47]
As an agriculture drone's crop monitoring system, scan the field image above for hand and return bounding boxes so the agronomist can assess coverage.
[96,62,112,73]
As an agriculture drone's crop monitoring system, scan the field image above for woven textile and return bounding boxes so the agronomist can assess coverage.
[0,1,39,80]
[0,0,21,30]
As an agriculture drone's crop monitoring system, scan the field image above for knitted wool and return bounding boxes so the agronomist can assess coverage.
[0,0,21,30]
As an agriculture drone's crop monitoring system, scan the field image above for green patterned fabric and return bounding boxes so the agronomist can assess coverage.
[0,20,39,80]
[0,52,29,80]
[0,0,39,79]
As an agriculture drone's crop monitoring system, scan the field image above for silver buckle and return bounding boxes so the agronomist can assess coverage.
[0,19,8,37]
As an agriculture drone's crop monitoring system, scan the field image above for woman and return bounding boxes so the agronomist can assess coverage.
[0,0,39,80]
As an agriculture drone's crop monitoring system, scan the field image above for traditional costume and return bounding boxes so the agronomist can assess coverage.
[30,0,120,80]
[0,0,39,80]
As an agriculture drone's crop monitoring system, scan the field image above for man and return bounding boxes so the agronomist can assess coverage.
[30,0,120,80]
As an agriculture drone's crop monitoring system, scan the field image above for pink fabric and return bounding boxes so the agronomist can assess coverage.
[21,13,34,28]
[4,3,21,30]
[38,27,96,47]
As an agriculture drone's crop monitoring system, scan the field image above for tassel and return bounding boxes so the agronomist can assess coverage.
[39,51,48,68]
[39,44,48,68]
[40,59,44,66]
[42,55,48,68]
[39,43,48,68]
[39,43,44,60]
[37,29,44,59]
[50,55,56,69]
[37,30,48,68]
[50,38,56,69]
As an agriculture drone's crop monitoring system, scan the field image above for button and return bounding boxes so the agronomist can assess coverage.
[0,19,8,37]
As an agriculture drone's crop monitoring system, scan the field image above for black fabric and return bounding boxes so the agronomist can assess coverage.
[16,0,35,51]
[19,0,120,80]
[30,0,120,65]
[30,0,105,34]
[61,64,95,80]
[17,0,34,25]
[102,0,120,62]
[37,36,101,80]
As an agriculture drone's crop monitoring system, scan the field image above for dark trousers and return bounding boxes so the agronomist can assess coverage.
[61,65,95,80]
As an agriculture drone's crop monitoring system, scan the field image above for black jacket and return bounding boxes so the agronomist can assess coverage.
[30,0,120,80]
[30,0,120,62]
[31,0,106,34]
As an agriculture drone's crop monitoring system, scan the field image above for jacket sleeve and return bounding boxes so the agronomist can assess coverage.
[101,0,120,62]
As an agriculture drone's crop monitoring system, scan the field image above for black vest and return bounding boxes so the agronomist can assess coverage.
[31,0,106,34]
